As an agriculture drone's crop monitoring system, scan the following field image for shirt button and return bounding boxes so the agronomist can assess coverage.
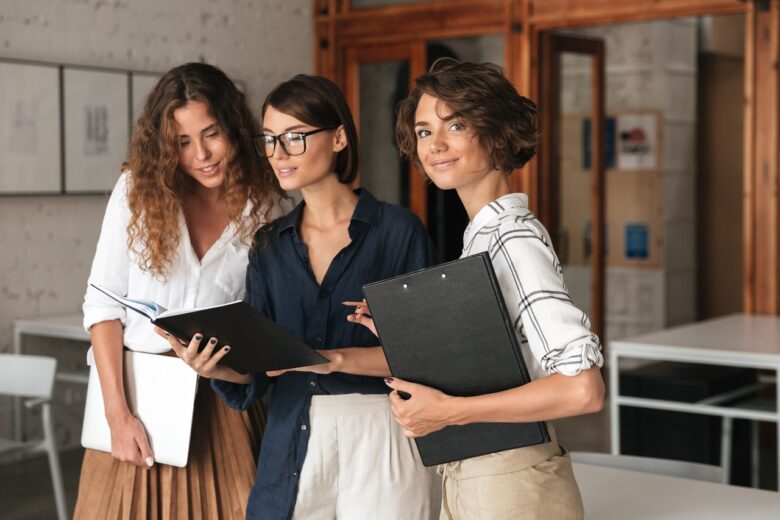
[309,380,316,387]
[301,424,308,431]
[315,336,323,343]
[293,472,298,477]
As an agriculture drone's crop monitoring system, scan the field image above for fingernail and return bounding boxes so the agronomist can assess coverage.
[145,457,154,467]
[194,334,202,341]
[209,338,217,345]
[384,377,394,385]
[223,346,231,352]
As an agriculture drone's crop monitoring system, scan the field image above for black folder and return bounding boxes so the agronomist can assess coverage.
[363,252,550,466]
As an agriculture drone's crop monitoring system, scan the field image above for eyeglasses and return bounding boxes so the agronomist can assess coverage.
[254,127,337,158]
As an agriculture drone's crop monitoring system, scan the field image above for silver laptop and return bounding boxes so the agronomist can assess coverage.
[81,350,199,468]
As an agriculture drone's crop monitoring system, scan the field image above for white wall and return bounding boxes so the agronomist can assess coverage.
[0,0,312,442]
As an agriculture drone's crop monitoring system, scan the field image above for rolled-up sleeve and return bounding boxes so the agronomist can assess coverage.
[82,173,131,332]
[489,220,604,376]
[211,373,271,410]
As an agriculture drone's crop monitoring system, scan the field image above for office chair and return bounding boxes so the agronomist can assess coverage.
[0,353,68,520]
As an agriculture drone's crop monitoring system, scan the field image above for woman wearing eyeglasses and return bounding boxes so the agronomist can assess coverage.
[161,74,439,519]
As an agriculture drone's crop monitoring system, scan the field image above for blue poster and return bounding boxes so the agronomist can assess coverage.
[625,223,649,259]
[583,116,616,170]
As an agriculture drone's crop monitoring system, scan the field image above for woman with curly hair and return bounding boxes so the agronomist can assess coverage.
[75,62,285,519]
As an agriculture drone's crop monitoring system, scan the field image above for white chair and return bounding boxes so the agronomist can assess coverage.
[0,354,68,520]
[571,451,723,483]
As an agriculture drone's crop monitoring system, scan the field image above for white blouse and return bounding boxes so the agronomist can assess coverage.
[82,172,283,358]
[461,193,604,379]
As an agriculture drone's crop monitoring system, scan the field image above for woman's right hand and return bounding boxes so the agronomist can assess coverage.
[155,328,249,383]
[107,410,154,468]
[344,299,378,337]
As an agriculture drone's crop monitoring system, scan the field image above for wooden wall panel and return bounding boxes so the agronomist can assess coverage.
[746,1,780,314]
[530,0,744,29]
[314,0,338,80]
[333,0,505,43]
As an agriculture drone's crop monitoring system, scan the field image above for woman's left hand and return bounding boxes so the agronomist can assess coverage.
[266,350,344,377]
[384,377,456,437]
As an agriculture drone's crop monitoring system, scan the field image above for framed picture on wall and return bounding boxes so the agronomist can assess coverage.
[130,72,161,129]
[63,67,129,193]
[0,60,61,194]
[617,112,658,171]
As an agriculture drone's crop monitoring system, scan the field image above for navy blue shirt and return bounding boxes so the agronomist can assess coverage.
[212,189,434,520]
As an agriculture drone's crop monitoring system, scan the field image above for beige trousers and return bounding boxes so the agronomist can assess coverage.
[292,394,441,520]
[438,425,584,520]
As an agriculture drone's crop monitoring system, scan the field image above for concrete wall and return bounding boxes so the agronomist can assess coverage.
[0,0,312,443]
[561,19,699,340]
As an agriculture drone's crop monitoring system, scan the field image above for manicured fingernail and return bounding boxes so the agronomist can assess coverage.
[209,338,217,345]
[194,334,202,341]
[223,346,231,352]
[384,377,394,385]
[145,457,154,467]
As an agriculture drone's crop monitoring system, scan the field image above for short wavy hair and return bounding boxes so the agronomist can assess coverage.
[125,62,283,277]
[395,58,538,176]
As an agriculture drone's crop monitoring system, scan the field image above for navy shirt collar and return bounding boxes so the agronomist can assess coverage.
[276,188,381,237]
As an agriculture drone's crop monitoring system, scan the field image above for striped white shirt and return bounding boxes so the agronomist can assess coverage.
[462,193,603,379]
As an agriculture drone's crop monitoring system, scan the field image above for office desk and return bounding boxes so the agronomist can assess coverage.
[13,313,89,441]
[574,462,780,519]
[608,313,780,487]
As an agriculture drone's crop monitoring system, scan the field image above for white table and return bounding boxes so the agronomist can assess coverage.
[574,462,780,519]
[13,313,90,441]
[609,313,780,487]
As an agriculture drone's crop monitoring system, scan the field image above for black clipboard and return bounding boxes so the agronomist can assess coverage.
[363,252,550,466]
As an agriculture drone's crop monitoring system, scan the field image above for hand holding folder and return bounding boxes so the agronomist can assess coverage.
[91,283,328,374]
[363,252,549,466]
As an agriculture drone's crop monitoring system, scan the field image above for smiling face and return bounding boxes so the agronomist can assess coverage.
[414,93,494,192]
[173,100,230,191]
[262,105,345,192]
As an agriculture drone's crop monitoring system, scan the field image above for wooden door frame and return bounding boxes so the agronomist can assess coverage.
[539,32,606,338]
[341,41,428,221]
[317,0,780,315]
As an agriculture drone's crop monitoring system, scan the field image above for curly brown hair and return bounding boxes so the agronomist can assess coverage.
[124,62,283,277]
[395,58,538,176]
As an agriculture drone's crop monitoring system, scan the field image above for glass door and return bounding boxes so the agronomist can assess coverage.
[343,42,426,219]
[539,32,606,338]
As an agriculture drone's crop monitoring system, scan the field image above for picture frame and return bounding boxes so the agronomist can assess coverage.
[0,60,62,195]
[130,72,161,129]
[63,67,129,193]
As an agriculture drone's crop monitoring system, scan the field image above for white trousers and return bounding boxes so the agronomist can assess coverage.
[291,393,441,520]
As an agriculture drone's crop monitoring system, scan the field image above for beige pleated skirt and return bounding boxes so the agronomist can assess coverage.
[73,380,264,520]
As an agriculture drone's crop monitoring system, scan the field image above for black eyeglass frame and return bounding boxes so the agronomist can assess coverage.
[254,127,338,157]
